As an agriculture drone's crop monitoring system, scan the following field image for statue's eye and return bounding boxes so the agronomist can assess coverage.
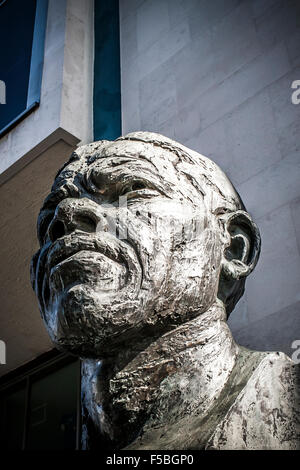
[120,181,147,196]
[131,181,147,191]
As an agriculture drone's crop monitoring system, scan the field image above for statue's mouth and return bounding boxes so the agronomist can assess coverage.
[46,231,129,272]
[49,249,128,292]
[36,231,143,311]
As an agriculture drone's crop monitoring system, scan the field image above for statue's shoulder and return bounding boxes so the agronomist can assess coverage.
[206,349,300,450]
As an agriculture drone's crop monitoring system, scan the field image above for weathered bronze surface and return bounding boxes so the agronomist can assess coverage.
[31,132,300,449]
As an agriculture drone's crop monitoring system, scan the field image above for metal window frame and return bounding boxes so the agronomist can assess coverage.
[0,0,49,139]
[0,349,81,450]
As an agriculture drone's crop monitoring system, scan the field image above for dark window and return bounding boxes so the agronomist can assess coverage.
[0,0,48,138]
[94,0,121,141]
[0,381,26,449]
[0,350,81,450]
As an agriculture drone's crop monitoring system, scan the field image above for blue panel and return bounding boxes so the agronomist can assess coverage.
[0,0,37,131]
[0,0,48,138]
[94,0,121,141]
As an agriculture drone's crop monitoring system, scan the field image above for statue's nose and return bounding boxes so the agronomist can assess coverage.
[47,198,101,243]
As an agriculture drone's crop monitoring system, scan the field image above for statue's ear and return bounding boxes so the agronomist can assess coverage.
[220,210,261,280]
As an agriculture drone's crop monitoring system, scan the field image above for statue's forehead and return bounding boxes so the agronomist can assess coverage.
[60,140,179,177]
[63,140,186,187]
[103,139,178,162]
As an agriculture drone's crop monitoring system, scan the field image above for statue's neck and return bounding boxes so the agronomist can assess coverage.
[82,301,239,449]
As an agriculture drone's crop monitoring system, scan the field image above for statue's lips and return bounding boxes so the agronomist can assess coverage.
[49,250,128,292]
[45,231,137,274]
[38,232,142,311]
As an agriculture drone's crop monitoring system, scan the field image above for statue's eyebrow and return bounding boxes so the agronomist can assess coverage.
[117,155,159,171]
[111,163,171,190]
[85,156,165,185]
[93,154,160,173]
[84,157,174,200]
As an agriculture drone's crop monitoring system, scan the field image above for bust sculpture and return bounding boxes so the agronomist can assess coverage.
[31,132,299,450]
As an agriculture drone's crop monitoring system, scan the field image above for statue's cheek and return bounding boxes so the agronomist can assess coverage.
[168,228,222,305]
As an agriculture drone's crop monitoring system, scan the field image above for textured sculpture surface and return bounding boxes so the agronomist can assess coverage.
[31,132,299,450]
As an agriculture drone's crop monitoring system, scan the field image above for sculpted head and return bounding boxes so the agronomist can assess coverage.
[31,132,260,358]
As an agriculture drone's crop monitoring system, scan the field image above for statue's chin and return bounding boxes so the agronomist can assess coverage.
[44,282,145,358]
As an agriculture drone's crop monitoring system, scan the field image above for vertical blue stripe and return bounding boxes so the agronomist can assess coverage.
[94,0,121,141]
[0,0,37,133]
